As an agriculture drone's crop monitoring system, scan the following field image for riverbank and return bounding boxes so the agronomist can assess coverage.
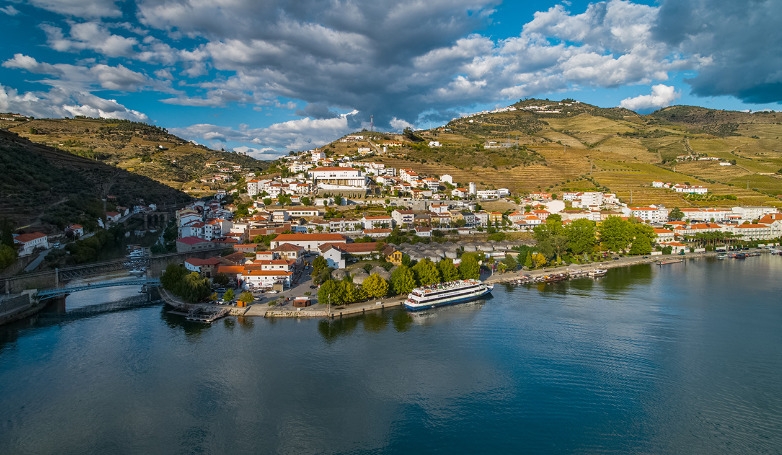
[160,251,730,322]
[251,252,722,319]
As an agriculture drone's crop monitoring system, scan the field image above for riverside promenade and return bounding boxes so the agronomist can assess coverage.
[252,252,722,319]
[163,252,721,321]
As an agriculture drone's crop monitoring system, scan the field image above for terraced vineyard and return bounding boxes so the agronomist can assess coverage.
[356,100,782,208]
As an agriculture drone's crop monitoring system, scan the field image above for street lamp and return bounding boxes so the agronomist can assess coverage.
[328,293,331,318]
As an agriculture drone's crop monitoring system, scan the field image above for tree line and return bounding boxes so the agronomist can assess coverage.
[315,253,483,306]
[525,214,656,267]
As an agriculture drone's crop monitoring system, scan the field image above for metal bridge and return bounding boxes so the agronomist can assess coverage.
[36,295,164,321]
[36,278,161,299]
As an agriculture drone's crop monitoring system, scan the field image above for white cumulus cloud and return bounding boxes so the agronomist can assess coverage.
[620,84,681,111]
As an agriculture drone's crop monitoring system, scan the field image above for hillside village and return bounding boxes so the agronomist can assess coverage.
[148,140,782,295]
[8,132,782,285]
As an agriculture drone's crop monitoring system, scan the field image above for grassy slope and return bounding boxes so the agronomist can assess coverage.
[354,101,782,208]
[0,129,193,231]
[1,116,267,197]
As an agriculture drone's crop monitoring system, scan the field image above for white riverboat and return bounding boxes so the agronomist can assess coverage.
[404,279,493,311]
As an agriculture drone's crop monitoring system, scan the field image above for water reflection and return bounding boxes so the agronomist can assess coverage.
[601,263,653,293]
[160,307,212,338]
[318,316,360,342]
[392,310,413,332]
[317,309,413,342]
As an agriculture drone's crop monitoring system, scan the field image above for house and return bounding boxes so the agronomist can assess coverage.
[66,224,84,238]
[308,167,368,190]
[384,246,403,265]
[362,215,393,229]
[317,242,383,269]
[653,228,675,243]
[320,246,346,269]
[269,233,347,252]
[176,236,219,253]
[391,210,416,228]
[628,206,669,223]
[105,211,121,223]
[13,232,49,256]
[731,223,774,240]
[184,257,222,278]
[242,268,292,290]
[215,265,245,285]
[363,228,392,238]
[660,241,688,254]
[272,243,305,263]
[233,243,257,255]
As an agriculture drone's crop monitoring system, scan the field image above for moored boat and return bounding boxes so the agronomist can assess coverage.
[404,279,492,311]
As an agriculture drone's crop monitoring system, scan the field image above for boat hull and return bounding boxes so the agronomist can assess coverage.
[404,286,492,311]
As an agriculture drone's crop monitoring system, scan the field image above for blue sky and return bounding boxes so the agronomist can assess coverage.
[1,0,781,160]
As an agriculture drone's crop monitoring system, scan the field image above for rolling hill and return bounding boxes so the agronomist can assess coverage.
[336,100,782,208]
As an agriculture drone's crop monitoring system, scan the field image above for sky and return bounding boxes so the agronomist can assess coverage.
[1,0,781,160]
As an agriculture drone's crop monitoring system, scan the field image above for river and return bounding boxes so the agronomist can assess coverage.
[1,255,781,454]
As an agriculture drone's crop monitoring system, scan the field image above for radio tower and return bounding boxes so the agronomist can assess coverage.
[370,115,374,132]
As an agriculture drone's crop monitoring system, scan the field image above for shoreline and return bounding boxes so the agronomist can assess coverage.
[247,251,722,320]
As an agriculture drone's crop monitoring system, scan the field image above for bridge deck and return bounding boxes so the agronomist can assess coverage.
[37,278,161,299]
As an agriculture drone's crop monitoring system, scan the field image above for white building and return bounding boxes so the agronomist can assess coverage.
[732,206,778,222]
[14,232,49,257]
[308,167,368,190]
[627,206,669,223]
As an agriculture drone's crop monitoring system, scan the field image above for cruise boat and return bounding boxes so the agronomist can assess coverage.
[404,279,493,311]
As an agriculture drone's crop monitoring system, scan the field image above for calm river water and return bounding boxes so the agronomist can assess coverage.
[1,255,781,454]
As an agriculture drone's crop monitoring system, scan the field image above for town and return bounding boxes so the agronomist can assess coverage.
[4,135,781,324]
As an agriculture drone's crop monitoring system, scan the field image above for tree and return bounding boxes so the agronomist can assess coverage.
[340,279,364,304]
[311,256,329,279]
[412,258,441,285]
[318,279,343,305]
[524,252,533,269]
[501,254,518,272]
[599,216,632,253]
[531,252,547,268]
[565,218,597,256]
[629,221,656,255]
[223,288,235,302]
[301,196,312,206]
[0,218,14,248]
[238,291,254,304]
[437,258,461,282]
[0,244,16,269]
[362,273,389,298]
[390,265,416,295]
[459,252,481,279]
[213,273,229,286]
[669,207,684,221]
[277,193,292,205]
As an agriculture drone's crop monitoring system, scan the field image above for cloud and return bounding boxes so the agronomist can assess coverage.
[140,0,680,131]
[1,5,20,16]
[3,54,151,92]
[295,103,339,119]
[41,22,138,57]
[390,117,415,131]
[620,84,680,111]
[26,0,122,18]
[0,83,148,121]
[653,0,782,103]
[170,115,352,156]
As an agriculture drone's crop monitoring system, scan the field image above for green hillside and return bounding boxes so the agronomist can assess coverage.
[345,100,782,207]
[0,115,267,197]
